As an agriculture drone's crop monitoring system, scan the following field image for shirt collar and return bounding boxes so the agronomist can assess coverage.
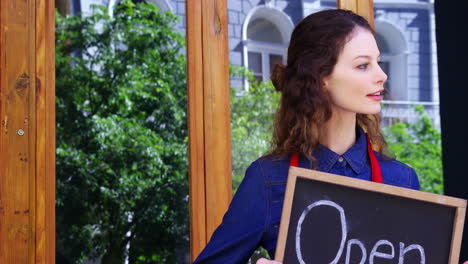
[313,126,368,174]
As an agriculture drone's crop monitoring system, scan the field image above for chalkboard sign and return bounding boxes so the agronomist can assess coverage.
[275,166,467,263]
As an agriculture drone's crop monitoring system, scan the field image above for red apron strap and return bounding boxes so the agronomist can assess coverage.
[365,134,383,183]
[290,153,299,167]
[288,134,383,183]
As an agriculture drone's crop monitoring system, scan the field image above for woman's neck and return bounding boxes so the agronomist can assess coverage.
[320,110,357,155]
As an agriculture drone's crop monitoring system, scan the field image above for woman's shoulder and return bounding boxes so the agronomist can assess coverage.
[247,154,291,183]
[374,151,420,190]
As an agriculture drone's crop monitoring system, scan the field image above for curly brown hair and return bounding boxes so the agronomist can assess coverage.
[270,9,389,167]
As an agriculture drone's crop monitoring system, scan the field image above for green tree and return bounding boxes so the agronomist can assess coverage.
[230,67,280,190]
[55,1,188,263]
[383,105,444,194]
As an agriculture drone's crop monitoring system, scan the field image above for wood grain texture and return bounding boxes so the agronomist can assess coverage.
[187,0,207,260]
[337,0,357,12]
[274,166,299,262]
[0,0,36,263]
[28,2,37,263]
[35,0,47,262]
[357,0,374,28]
[291,167,467,207]
[450,207,466,263]
[35,0,55,263]
[337,0,375,28]
[45,0,56,263]
[201,0,232,241]
[0,0,55,263]
[187,0,232,261]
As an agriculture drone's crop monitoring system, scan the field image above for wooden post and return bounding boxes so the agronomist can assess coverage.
[0,0,55,263]
[337,0,375,28]
[187,0,207,259]
[187,0,233,261]
[35,0,56,263]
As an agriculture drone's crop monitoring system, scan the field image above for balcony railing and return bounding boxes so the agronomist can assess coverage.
[380,100,440,128]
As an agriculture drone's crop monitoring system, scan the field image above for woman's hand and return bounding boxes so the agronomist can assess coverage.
[256,258,282,264]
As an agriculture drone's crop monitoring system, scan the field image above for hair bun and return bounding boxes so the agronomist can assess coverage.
[271,63,286,92]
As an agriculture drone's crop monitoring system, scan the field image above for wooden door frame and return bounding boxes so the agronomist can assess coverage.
[0,0,55,263]
[186,0,233,260]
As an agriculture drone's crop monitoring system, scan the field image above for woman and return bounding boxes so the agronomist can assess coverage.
[193,9,420,264]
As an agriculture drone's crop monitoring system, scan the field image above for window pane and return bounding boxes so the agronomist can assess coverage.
[248,51,263,75]
[247,18,283,44]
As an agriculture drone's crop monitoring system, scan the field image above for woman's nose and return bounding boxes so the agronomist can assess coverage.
[376,63,388,84]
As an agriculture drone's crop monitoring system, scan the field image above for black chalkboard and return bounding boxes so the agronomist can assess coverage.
[275,166,467,263]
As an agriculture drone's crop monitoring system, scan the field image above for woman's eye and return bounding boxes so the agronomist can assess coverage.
[357,63,369,70]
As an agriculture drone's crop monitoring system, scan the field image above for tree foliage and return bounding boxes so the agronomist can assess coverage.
[383,105,444,194]
[55,1,188,263]
[230,67,280,190]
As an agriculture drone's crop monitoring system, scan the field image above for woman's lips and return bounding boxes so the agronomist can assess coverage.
[367,94,383,101]
[367,90,384,101]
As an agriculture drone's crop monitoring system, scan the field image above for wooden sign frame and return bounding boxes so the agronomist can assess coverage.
[275,166,467,263]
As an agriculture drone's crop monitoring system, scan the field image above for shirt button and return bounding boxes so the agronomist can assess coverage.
[338,156,344,162]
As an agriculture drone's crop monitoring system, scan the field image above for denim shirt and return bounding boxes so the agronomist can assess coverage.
[193,128,420,264]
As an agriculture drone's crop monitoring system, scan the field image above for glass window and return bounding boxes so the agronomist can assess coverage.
[247,19,283,44]
[245,18,286,83]
[248,51,263,83]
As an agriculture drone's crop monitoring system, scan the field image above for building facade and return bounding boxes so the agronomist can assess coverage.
[73,0,440,126]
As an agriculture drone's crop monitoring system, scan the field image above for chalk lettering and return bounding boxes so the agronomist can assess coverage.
[295,200,426,263]
[370,240,395,263]
[296,200,346,264]
[399,242,425,264]
[346,239,366,264]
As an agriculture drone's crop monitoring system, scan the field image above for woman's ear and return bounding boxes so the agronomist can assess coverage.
[322,77,329,90]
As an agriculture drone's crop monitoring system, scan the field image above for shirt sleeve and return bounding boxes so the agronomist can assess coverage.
[192,161,268,264]
[409,167,420,190]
